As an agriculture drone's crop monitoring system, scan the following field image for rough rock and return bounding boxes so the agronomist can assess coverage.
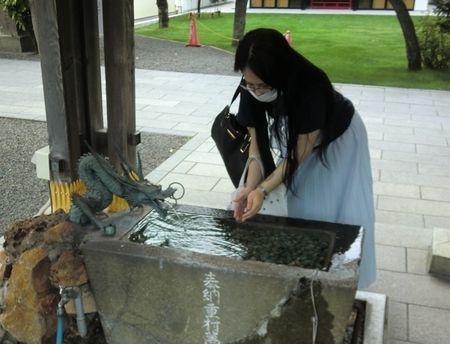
[44,220,86,246]
[3,210,67,266]
[0,246,58,344]
[50,249,88,287]
[0,250,8,287]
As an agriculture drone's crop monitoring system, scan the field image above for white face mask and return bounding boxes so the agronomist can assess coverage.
[249,88,278,103]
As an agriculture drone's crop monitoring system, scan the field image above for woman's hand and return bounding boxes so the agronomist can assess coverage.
[232,186,253,221]
[241,189,265,221]
[233,187,265,221]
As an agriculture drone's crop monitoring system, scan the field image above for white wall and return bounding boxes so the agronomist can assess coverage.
[134,1,176,20]
[178,0,217,13]
[134,0,216,17]
[414,0,430,11]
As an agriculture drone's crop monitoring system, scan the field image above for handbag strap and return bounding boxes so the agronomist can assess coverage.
[238,155,265,188]
[229,77,243,106]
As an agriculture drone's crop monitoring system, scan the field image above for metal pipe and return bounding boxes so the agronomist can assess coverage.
[56,286,70,344]
[56,313,64,344]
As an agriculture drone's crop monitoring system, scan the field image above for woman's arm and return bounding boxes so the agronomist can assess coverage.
[260,129,320,193]
[244,127,264,188]
[241,129,321,221]
[232,127,263,221]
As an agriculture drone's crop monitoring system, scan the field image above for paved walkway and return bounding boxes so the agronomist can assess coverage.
[1,27,450,344]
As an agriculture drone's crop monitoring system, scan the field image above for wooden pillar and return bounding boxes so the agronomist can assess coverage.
[29,0,103,183]
[102,0,137,169]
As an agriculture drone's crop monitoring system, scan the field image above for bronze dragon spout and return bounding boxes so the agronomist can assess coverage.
[68,142,180,236]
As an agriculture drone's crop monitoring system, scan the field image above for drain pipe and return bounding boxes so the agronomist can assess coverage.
[57,286,87,343]
[72,287,87,337]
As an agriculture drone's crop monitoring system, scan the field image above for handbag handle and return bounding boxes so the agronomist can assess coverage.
[229,77,244,106]
[238,155,265,188]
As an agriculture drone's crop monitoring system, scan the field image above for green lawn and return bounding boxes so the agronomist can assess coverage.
[135,13,450,91]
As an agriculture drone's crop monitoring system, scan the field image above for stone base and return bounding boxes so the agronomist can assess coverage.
[428,228,450,278]
[0,35,35,53]
[355,291,387,344]
[82,205,364,344]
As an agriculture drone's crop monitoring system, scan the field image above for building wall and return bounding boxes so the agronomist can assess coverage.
[251,0,430,11]
[134,0,159,19]
[413,0,429,11]
[134,0,215,19]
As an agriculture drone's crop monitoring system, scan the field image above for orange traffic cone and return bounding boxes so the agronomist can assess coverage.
[186,15,201,47]
[284,30,292,46]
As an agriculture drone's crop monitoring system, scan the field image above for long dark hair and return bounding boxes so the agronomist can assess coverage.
[234,28,335,194]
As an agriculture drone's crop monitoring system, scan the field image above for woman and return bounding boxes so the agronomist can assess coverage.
[232,28,376,289]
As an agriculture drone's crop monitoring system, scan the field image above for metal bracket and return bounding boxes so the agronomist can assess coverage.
[128,131,141,146]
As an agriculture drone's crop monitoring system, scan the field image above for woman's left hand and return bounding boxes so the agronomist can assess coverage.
[241,189,265,221]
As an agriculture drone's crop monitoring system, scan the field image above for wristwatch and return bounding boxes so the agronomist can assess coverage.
[258,185,269,199]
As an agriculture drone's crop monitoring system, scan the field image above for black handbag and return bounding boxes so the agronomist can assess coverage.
[211,86,251,188]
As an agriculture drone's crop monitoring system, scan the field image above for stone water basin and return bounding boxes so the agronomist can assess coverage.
[81,205,364,344]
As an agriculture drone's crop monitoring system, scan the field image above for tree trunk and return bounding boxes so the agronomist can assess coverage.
[197,0,201,17]
[232,0,248,47]
[157,0,169,28]
[388,0,422,70]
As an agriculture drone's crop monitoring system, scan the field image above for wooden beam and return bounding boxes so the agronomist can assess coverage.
[102,0,137,169]
[29,0,75,183]
[81,0,104,152]
[29,0,104,183]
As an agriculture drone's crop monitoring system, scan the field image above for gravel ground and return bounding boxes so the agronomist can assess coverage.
[0,36,236,235]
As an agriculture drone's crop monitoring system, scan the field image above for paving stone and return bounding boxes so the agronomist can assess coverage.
[365,123,413,135]
[171,189,230,210]
[211,178,235,194]
[424,215,450,230]
[171,161,195,174]
[378,195,450,218]
[387,301,407,341]
[374,223,431,249]
[428,228,450,278]
[173,122,213,133]
[184,150,225,165]
[369,140,416,153]
[367,270,450,309]
[159,172,220,192]
[375,210,424,228]
[382,152,450,167]
[384,118,443,129]
[407,248,429,275]
[419,164,450,177]
[371,160,418,173]
[187,162,229,179]
[369,149,382,159]
[380,170,449,188]
[421,186,450,201]
[373,182,420,199]
[409,304,450,344]
[152,149,192,172]
[376,245,406,272]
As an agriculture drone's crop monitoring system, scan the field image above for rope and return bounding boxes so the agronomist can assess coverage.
[192,15,239,43]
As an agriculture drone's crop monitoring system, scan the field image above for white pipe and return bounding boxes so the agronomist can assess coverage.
[73,287,87,337]
[36,199,51,216]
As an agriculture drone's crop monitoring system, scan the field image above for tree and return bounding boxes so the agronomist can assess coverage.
[232,0,248,47]
[434,0,450,32]
[0,0,37,50]
[156,0,169,28]
[388,0,421,70]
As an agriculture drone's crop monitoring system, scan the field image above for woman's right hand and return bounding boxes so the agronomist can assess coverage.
[232,186,254,221]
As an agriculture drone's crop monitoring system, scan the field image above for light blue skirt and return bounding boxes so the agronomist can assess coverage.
[287,112,376,289]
